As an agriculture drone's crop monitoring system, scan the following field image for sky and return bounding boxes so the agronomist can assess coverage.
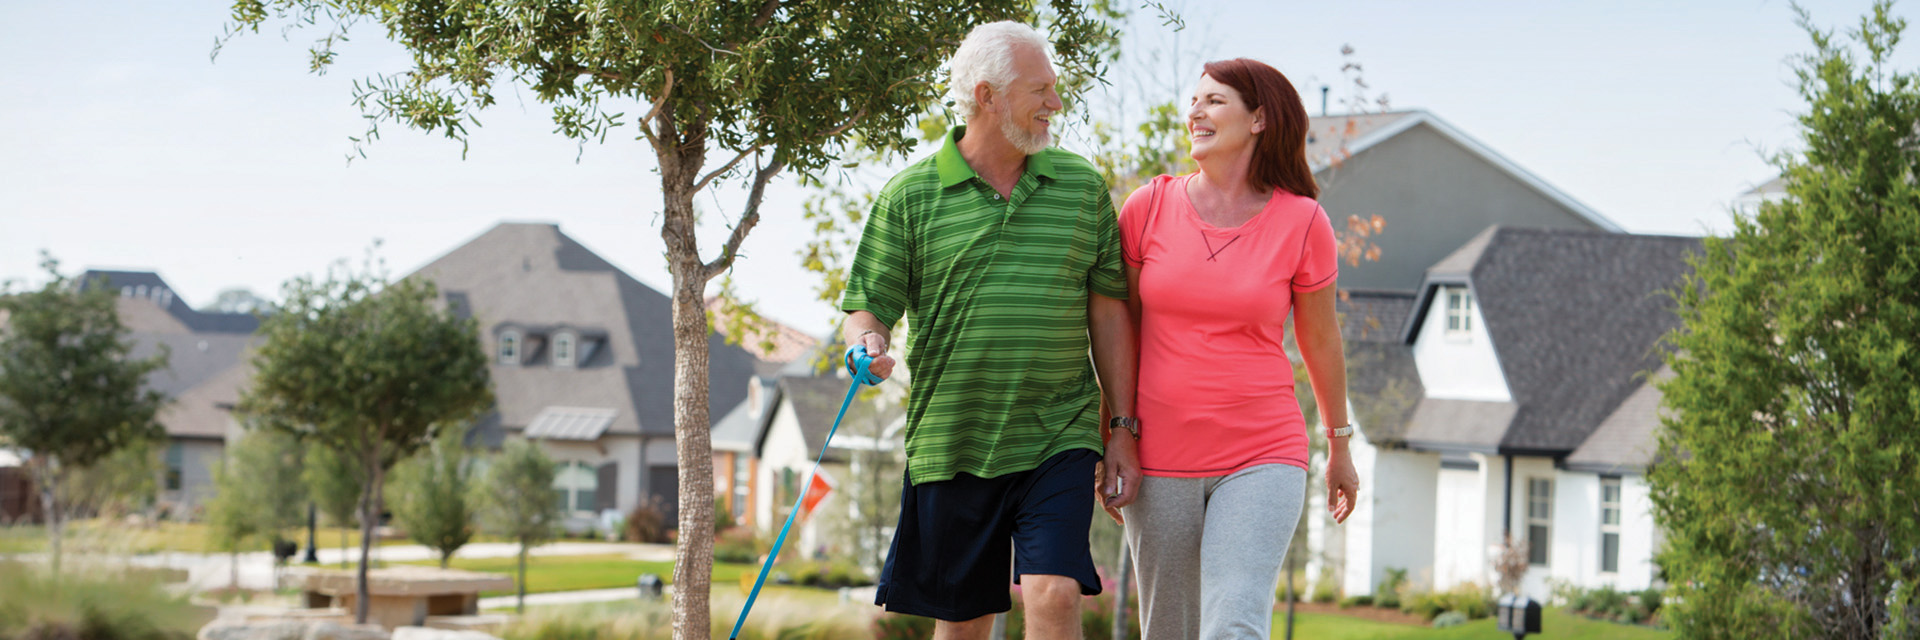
[0,0,1895,336]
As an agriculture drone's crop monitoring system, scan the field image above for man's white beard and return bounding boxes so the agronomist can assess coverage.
[998,105,1051,155]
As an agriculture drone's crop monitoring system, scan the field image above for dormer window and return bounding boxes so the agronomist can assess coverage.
[1445,287,1474,341]
[553,332,575,368]
[499,331,521,365]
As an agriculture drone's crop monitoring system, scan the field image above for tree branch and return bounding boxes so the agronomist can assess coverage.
[639,69,674,147]
[692,141,766,194]
[749,0,782,31]
[703,155,787,280]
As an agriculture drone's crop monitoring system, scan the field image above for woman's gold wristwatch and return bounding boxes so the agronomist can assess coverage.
[1109,416,1141,440]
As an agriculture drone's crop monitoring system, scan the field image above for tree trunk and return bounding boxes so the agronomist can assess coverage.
[40,459,60,575]
[658,115,717,640]
[354,451,383,625]
[516,545,528,614]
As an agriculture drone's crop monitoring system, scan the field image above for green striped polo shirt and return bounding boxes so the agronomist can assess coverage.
[842,126,1127,484]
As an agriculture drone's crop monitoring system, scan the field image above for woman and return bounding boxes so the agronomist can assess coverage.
[1114,58,1360,639]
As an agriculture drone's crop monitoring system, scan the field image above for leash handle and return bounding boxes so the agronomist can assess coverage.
[728,345,883,639]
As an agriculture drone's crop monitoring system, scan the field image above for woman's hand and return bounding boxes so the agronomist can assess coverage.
[1326,447,1360,524]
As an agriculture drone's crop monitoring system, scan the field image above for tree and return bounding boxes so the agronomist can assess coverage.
[205,428,308,590]
[238,263,493,624]
[1650,3,1920,638]
[219,3,1118,634]
[473,439,563,615]
[387,425,476,569]
[209,288,272,315]
[0,254,168,574]
[304,442,363,569]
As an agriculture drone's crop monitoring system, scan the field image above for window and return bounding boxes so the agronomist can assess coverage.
[733,457,750,520]
[1527,477,1552,566]
[1445,287,1475,340]
[1600,477,1622,573]
[499,331,520,365]
[553,333,574,367]
[552,461,598,514]
[164,443,183,491]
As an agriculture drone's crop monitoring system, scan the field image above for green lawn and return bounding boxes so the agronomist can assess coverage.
[1273,607,1671,639]
[0,521,396,555]
[399,553,760,597]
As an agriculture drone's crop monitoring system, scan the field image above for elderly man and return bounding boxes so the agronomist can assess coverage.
[840,20,1141,640]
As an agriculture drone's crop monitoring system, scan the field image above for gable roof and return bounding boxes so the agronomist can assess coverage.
[765,376,904,464]
[1305,110,1621,233]
[411,222,761,438]
[1403,227,1700,455]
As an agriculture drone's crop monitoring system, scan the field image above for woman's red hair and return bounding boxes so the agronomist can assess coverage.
[1201,58,1318,199]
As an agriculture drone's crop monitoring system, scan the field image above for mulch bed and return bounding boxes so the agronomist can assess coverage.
[1275,601,1429,626]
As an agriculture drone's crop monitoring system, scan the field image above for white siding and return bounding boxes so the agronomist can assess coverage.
[1550,472,1601,585]
[1412,289,1512,401]
[606,436,641,513]
[1345,448,1438,596]
[1618,476,1660,589]
[1432,464,1486,589]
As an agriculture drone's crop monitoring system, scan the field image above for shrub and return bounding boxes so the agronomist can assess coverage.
[623,496,669,543]
[873,612,933,640]
[1310,566,1340,603]
[0,562,206,640]
[715,526,761,564]
[1401,590,1445,621]
[1636,586,1664,619]
[1079,600,1140,640]
[1432,611,1470,628]
[1338,595,1374,608]
[1439,582,1494,620]
[1376,567,1407,609]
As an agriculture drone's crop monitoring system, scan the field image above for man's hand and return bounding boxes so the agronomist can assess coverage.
[856,331,896,381]
[1099,432,1142,525]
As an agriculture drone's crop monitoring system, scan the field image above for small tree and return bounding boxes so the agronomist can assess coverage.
[474,439,563,614]
[387,425,477,568]
[304,443,363,568]
[1652,4,1920,638]
[207,428,308,590]
[239,262,493,624]
[0,255,168,574]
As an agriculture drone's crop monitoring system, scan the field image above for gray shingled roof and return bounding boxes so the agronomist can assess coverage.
[1346,341,1423,445]
[770,376,903,464]
[1404,228,1699,454]
[1340,290,1418,344]
[81,271,261,334]
[1402,398,1517,451]
[1565,367,1671,474]
[410,223,760,438]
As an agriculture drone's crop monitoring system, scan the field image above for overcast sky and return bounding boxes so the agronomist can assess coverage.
[1,1,1893,336]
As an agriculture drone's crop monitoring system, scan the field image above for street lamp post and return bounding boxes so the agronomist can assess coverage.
[303,501,319,563]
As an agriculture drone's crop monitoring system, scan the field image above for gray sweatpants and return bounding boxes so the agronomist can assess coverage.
[1122,464,1308,640]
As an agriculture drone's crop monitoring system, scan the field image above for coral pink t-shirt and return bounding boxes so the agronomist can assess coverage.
[1119,174,1338,477]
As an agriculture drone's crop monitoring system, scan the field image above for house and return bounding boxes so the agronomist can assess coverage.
[1305,110,1622,293]
[1310,227,1699,600]
[750,371,905,571]
[410,222,763,530]
[81,271,261,516]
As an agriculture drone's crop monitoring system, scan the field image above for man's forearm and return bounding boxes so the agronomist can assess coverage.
[1088,293,1137,421]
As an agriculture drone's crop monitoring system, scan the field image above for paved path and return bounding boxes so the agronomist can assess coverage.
[7,541,677,593]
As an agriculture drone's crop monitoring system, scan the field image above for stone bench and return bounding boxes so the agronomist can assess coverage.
[288,567,513,631]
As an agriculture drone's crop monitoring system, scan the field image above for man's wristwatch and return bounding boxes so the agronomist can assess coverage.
[1109,416,1141,441]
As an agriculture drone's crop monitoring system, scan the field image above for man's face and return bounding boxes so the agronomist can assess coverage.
[991,44,1063,154]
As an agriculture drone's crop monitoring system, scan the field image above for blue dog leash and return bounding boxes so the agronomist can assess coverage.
[728,344,884,639]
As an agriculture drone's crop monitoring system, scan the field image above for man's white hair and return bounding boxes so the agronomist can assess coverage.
[947,21,1053,118]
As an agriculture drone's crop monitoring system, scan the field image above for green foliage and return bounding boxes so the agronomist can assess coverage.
[475,440,563,548]
[387,425,476,568]
[1339,594,1374,608]
[206,428,307,585]
[872,612,934,640]
[240,258,493,621]
[0,562,204,640]
[60,437,161,518]
[1430,610,1468,629]
[783,559,873,589]
[1376,566,1407,609]
[205,461,259,557]
[714,526,761,565]
[303,442,362,565]
[1398,582,1492,622]
[1650,4,1920,638]
[0,254,169,471]
[1311,565,1341,603]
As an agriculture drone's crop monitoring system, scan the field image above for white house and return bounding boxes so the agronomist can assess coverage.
[1310,227,1698,600]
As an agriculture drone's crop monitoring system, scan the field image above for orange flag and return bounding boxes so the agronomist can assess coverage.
[801,467,836,518]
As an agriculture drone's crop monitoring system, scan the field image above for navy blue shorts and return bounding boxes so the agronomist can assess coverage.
[874,448,1103,622]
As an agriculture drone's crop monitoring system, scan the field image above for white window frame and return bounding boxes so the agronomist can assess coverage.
[1600,477,1622,574]
[1527,477,1553,567]
[164,442,184,492]
[553,332,575,368]
[552,460,598,515]
[1445,287,1475,341]
[499,331,521,365]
